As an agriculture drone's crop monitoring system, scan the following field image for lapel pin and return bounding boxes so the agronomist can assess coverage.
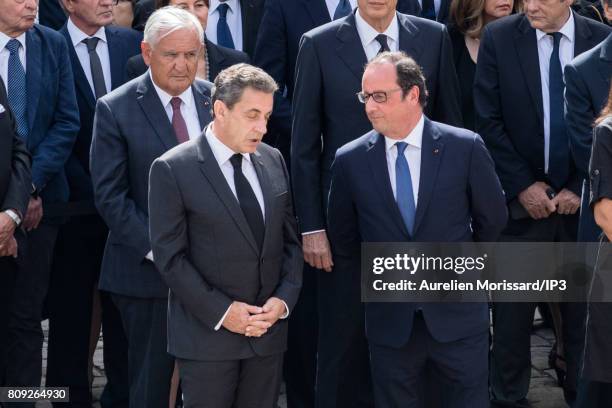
[433,148,439,155]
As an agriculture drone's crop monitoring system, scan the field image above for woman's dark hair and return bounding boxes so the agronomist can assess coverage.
[596,83,612,125]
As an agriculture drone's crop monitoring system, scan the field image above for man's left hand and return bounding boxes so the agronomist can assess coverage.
[246,297,287,335]
[552,189,580,215]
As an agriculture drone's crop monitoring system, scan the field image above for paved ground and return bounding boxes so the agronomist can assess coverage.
[35,317,567,408]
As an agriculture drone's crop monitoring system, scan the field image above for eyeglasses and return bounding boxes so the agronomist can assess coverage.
[356,88,402,104]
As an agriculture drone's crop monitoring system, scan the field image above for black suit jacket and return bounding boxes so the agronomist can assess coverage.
[253,0,421,156]
[59,24,143,215]
[132,0,155,31]
[474,13,610,204]
[91,74,213,298]
[125,38,250,82]
[39,0,67,30]
[0,79,30,220]
[291,11,462,232]
[149,134,302,360]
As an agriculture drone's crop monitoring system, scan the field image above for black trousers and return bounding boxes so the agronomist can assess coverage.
[284,264,317,408]
[112,294,174,408]
[0,257,18,387]
[370,313,489,408]
[2,224,58,407]
[46,215,128,408]
[177,353,283,408]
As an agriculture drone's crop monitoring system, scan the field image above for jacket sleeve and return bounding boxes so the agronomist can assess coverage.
[432,26,463,127]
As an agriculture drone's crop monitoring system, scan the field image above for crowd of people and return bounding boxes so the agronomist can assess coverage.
[0,0,611,407]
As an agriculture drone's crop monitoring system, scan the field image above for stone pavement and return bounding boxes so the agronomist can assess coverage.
[36,317,567,408]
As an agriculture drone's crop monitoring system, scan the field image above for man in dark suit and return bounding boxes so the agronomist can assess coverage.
[291,0,461,405]
[205,0,264,57]
[565,31,612,242]
[39,0,68,30]
[328,51,506,408]
[0,77,31,389]
[0,0,80,394]
[45,1,143,406]
[417,0,450,23]
[474,2,610,405]
[149,63,302,408]
[90,8,213,407]
[132,0,155,31]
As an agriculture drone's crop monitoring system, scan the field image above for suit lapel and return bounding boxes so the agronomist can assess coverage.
[197,130,260,254]
[413,118,444,234]
[336,13,368,82]
[398,13,423,63]
[205,39,225,81]
[366,131,411,240]
[302,0,331,26]
[251,151,273,250]
[60,26,96,109]
[515,16,544,124]
[599,35,612,92]
[106,27,124,90]
[192,81,213,131]
[25,28,42,135]
[136,74,178,150]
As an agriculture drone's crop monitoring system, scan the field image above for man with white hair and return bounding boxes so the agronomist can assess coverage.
[90,6,213,407]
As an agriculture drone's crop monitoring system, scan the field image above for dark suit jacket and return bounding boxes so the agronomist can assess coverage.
[565,33,612,241]
[149,134,302,360]
[125,38,249,82]
[253,0,420,155]
[291,11,462,233]
[24,25,80,217]
[474,13,610,205]
[90,74,213,298]
[132,0,155,31]
[0,79,30,219]
[327,118,507,345]
[38,0,67,30]
[435,0,450,24]
[59,24,143,215]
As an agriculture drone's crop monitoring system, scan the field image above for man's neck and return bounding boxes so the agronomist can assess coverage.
[0,27,26,39]
[70,16,103,37]
[385,112,422,140]
[544,9,571,34]
[357,9,394,33]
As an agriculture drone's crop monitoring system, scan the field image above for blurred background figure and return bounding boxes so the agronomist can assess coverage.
[113,0,136,27]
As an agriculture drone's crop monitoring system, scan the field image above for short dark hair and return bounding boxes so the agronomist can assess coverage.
[365,51,428,107]
[212,64,278,112]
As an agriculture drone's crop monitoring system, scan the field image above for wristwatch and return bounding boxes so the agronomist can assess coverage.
[4,209,21,226]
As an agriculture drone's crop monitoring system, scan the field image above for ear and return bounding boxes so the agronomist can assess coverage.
[141,42,152,66]
[60,0,74,13]
[408,85,420,105]
[213,100,227,121]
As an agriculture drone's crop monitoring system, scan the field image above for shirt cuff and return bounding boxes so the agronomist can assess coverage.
[215,304,232,331]
[302,229,325,236]
[3,209,21,226]
[145,251,154,262]
[279,300,289,319]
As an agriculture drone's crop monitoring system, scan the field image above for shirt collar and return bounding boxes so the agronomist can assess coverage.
[148,70,195,112]
[205,124,251,166]
[355,8,399,49]
[0,31,27,54]
[384,114,424,152]
[211,0,238,14]
[535,10,575,43]
[67,17,107,47]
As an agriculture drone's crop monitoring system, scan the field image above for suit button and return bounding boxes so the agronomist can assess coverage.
[594,169,600,176]
[260,258,265,265]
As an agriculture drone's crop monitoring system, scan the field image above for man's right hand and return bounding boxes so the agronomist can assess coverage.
[0,236,18,258]
[222,301,266,336]
[518,182,556,220]
[302,231,334,272]
[23,197,43,231]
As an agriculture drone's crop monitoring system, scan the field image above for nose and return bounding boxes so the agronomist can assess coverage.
[254,119,268,135]
[365,97,379,114]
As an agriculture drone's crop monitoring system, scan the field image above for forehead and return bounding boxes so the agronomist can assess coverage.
[233,88,274,112]
[362,63,397,89]
[155,27,201,50]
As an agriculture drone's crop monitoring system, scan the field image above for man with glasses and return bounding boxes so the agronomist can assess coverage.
[327,51,506,408]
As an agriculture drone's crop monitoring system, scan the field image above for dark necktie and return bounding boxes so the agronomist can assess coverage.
[395,142,416,234]
[217,3,235,49]
[547,32,568,189]
[230,154,265,249]
[5,39,28,139]
[82,37,107,99]
[170,97,190,144]
[375,34,390,55]
[421,0,436,20]
[333,0,352,20]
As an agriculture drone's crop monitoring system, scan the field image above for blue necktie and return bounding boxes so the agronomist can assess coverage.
[395,142,416,235]
[548,32,568,189]
[333,0,352,20]
[6,39,28,139]
[217,3,235,49]
[421,0,436,20]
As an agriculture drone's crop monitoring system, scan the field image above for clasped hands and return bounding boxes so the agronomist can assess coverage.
[518,181,580,220]
[222,297,286,338]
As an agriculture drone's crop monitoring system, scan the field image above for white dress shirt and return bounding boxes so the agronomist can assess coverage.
[206,0,243,51]
[67,17,112,96]
[385,115,424,206]
[205,126,289,329]
[149,71,202,141]
[355,8,400,60]
[324,0,358,20]
[536,11,575,174]
[0,32,27,87]
[417,0,442,19]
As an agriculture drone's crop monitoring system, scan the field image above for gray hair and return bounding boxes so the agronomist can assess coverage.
[143,6,203,48]
[212,63,278,112]
[366,51,429,107]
